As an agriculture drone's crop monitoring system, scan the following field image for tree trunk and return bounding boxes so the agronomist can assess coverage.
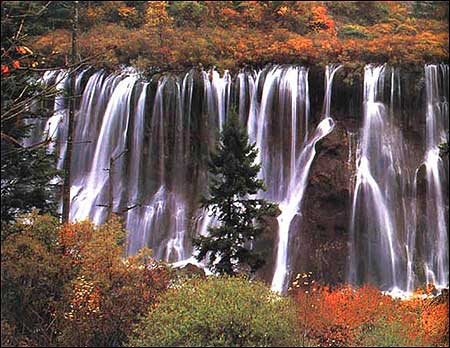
[107,156,114,221]
[62,1,78,223]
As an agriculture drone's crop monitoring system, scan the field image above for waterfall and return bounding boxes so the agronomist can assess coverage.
[44,70,68,157]
[34,63,447,293]
[348,64,449,293]
[70,72,138,223]
[422,64,449,288]
[271,65,341,292]
[349,65,401,290]
[240,64,341,292]
[245,66,307,291]
[39,64,341,290]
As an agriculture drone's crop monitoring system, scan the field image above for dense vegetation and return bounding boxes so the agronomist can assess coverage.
[1,1,449,347]
[1,213,448,347]
[1,213,172,347]
[130,276,300,347]
[2,1,449,74]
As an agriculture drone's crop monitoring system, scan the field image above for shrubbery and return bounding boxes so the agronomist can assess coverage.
[129,276,301,347]
[290,272,449,347]
[359,316,422,347]
[25,1,449,71]
[1,212,171,347]
[1,211,448,347]
[339,24,371,39]
[1,212,67,346]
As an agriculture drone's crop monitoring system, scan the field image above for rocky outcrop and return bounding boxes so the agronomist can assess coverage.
[290,123,352,286]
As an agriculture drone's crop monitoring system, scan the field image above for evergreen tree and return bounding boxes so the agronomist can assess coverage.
[193,111,278,276]
[1,2,63,224]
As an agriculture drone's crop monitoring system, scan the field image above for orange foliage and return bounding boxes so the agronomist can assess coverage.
[65,276,102,321]
[57,217,172,346]
[145,1,171,29]
[1,65,10,75]
[421,302,449,346]
[59,221,94,267]
[310,5,336,34]
[221,7,239,19]
[290,274,449,347]
[28,1,448,71]
[118,6,136,18]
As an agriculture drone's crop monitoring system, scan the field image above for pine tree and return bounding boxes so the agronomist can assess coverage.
[193,111,278,276]
[1,2,61,224]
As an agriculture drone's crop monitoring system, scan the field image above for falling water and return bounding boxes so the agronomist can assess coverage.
[349,65,401,290]
[348,64,449,293]
[240,64,342,292]
[70,72,138,223]
[44,70,68,157]
[272,117,335,292]
[422,64,449,288]
[34,63,447,293]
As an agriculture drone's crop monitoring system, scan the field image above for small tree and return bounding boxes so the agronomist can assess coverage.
[193,111,277,275]
[1,2,62,224]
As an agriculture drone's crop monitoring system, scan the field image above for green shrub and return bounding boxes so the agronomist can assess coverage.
[394,24,418,35]
[359,316,421,347]
[1,212,69,347]
[129,276,301,347]
[339,24,371,39]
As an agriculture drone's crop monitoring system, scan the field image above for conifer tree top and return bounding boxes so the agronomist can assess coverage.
[194,110,278,276]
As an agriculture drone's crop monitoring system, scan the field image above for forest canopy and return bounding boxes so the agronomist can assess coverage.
[2,1,449,72]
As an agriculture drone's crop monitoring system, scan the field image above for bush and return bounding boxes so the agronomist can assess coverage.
[1,212,69,347]
[339,24,371,39]
[359,316,421,347]
[1,212,172,347]
[56,216,172,347]
[290,274,450,347]
[129,276,301,347]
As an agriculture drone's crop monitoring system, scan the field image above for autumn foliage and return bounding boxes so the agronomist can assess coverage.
[1,212,448,347]
[1,213,171,347]
[290,273,449,347]
[56,216,172,347]
[27,1,448,71]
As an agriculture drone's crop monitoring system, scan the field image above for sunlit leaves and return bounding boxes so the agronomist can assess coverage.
[24,1,447,70]
[290,275,449,347]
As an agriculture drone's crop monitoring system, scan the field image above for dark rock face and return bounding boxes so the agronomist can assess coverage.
[290,123,352,285]
[255,214,279,283]
[254,120,354,287]
[176,263,206,279]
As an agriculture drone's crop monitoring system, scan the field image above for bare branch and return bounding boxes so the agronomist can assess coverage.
[121,203,141,213]
[3,2,52,19]
[1,132,24,148]
[1,131,53,151]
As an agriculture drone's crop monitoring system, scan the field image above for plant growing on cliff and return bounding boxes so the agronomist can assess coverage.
[193,110,278,276]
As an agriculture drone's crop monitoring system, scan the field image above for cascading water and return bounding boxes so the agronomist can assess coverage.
[421,64,449,288]
[244,64,341,292]
[348,64,448,293]
[36,64,342,290]
[31,62,448,294]
[349,65,405,291]
[271,64,342,292]
[70,72,138,224]
[245,66,309,292]
[44,70,68,157]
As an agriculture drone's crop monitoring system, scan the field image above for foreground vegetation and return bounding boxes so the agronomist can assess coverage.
[1,2,448,347]
[1,213,448,347]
